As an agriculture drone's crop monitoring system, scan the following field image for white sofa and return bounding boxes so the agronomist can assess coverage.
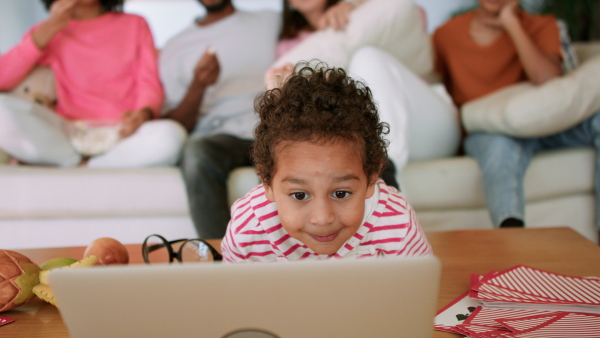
[1,44,598,250]
[0,147,595,250]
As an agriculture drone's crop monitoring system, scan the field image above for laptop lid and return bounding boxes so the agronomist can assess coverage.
[50,256,441,338]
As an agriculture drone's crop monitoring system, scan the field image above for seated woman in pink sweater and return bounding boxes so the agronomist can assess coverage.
[0,0,186,167]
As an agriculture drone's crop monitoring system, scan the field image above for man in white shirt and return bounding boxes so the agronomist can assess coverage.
[160,0,280,239]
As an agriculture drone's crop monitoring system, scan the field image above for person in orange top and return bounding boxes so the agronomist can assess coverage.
[433,0,600,232]
[433,0,562,108]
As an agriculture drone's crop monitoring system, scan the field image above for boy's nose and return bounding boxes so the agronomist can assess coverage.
[309,198,335,226]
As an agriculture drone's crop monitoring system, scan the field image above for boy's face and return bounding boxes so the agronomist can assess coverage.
[264,140,376,255]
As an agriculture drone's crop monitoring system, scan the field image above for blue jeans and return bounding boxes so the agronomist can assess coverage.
[180,134,254,239]
[465,109,600,229]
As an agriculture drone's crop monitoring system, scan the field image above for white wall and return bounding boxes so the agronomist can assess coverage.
[414,0,477,32]
[0,0,47,53]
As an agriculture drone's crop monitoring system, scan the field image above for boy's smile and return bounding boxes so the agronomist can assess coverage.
[263,140,376,255]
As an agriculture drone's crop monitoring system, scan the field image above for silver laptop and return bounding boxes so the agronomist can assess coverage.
[50,256,441,338]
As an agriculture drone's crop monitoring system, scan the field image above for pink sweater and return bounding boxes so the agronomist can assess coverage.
[0,13,163,120]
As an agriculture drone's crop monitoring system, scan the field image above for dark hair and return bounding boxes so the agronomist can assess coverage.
[253,62,389,186]
[280,0,341,40]
[41,0,124,12]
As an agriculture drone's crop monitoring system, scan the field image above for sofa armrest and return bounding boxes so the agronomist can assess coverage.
[0,148,9,165]
[573,42,600,64]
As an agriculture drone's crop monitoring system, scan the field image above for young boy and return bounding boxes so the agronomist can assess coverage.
[220,63,432,262]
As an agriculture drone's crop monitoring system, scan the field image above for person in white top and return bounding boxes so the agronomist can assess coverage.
[221,62,432,262]
[159,0,280,239]
[274,0,461,180]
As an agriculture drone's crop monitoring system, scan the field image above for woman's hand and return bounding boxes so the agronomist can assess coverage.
[265,63,294,90]
[47,0,78,31]
[119,108,153,138]
[32,0,78,49]
[317,1,357,31]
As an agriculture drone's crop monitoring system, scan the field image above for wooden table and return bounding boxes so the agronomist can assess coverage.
[3,228,600,337]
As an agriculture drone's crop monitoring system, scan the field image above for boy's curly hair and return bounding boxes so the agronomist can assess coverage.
[41,0,124,12]
[253,62,389,186]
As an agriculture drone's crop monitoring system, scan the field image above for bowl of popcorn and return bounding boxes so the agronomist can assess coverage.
[63,119,122,156]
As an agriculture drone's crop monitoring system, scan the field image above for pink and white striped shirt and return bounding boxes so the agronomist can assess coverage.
[221,180,432,263]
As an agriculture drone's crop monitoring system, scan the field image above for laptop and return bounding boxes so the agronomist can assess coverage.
[50,256,441,338]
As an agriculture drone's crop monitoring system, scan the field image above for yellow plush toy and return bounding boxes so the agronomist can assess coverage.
[33,255,98,307]
[7,66,57,110]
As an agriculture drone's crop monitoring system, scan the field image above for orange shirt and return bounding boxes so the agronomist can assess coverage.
[433,10,561,108]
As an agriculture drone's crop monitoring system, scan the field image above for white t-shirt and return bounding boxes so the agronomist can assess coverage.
[159,10,280,139]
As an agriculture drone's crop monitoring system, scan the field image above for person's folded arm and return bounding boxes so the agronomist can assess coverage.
[0,32,44,90]
[164,49,219,132]
[501,4,562,85]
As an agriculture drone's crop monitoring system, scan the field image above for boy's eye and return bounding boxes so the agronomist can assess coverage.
[291,192,308,200]
[332,191,351,199]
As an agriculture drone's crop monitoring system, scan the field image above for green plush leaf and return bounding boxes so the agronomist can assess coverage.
[14,261,41,304]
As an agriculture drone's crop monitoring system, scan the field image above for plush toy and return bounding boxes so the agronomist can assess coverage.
[40,257,78,271]
[32,237,128,307]
[0,237,128,310]
[0,250,41,312]
[7,66,57,110]
[33,255,98,307]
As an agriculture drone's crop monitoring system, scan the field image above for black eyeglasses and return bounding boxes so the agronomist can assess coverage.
[142,234,222,264]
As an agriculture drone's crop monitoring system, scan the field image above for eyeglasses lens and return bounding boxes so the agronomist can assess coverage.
[144,235,171,264]
[180,240,214,262]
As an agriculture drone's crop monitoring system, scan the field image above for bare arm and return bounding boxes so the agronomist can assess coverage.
[500,3,562,84]
[164,49,220,132]
[32,0,78,49]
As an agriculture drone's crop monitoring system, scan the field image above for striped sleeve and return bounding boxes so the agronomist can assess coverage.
[396,206,432,257]
[372,185,432,258]
[221,187,258,263]
[221,226,242,263]
[221,185,280,263]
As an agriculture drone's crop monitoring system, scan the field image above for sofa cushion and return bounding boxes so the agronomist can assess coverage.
[462,54,600,137]
[0,166,189,219]
[272,0,432,76]
[573,42,600,63]
[400,148,594,210]
[416,194,595,243]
